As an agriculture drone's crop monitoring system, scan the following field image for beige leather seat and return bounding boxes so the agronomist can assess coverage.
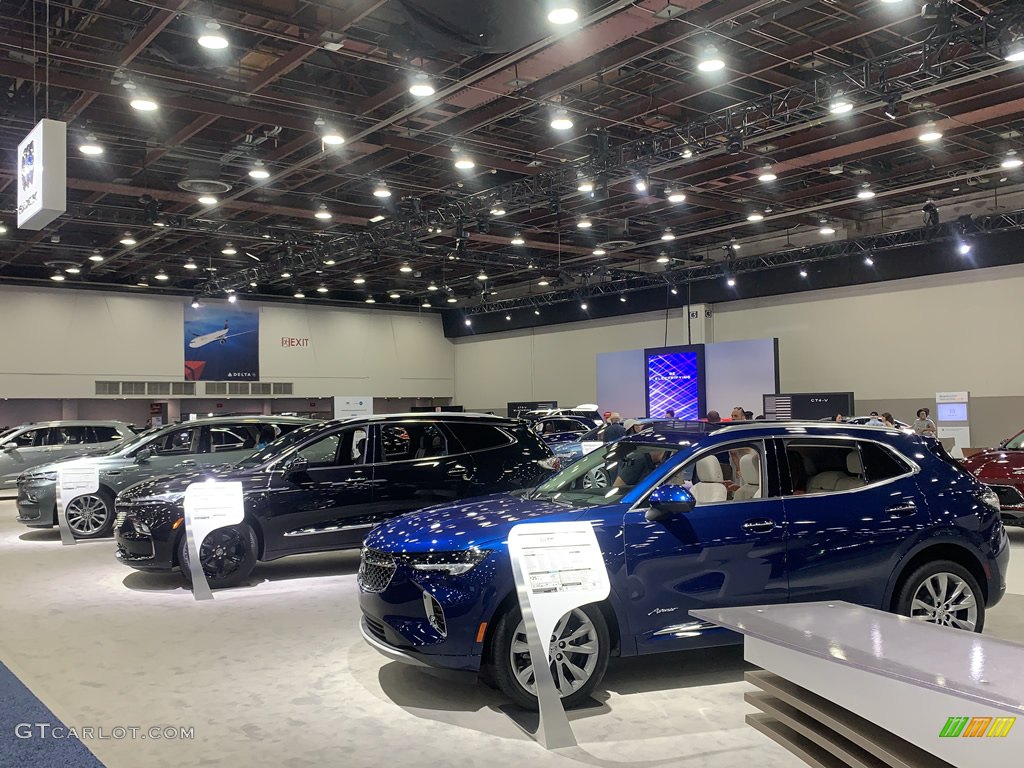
[733,452,762,500]
[806,450,865,492]
[691,455,728,505]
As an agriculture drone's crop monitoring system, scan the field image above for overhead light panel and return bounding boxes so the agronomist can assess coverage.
[667,189,686,203]
[757,164,777,182]
[314,204,332,220]
[129,96,158,112]
[197,195,218,206]
[550,108,573,131]
[249,160,270,180]
[511,232,525,245]
[198,21,229,49]
[1005,35,1024,63]
[577,216,593,229]
[829,94,854,114]
[918,121,942,142]
[221,243,237,256]
[1001,150,1023,169]
[661,228,676,240]
[746,212,764,222]
[78,134,103,155]
[697,44,725,72]
[184,259,198,270]
[489,205,506,216]
[119,232,137,246]
[409,72,436,97]
[547,5,579,24]
[857,184,876,199]
[453,148,475,169]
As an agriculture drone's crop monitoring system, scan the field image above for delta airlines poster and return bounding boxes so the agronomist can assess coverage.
[184,301,259,381]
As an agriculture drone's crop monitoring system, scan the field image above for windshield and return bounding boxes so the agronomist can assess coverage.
[531,439,684,506]
[107,426,162,456]
[1005,431,1024,450]
[235,422,324,468]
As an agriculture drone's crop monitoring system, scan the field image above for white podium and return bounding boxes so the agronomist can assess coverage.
[690,602,1022,768]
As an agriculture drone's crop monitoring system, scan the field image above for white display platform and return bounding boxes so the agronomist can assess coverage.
[691,602,1022,768]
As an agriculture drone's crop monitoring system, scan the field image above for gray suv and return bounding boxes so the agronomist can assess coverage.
[1,421,135,490]
[16,416,316,539]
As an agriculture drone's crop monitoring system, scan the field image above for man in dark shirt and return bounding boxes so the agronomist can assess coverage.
[706,410,721,423]
[603,413,626,442]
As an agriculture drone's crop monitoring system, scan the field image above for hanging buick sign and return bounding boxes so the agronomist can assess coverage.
[17,119,67,230]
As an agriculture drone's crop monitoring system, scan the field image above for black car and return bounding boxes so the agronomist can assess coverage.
[114,413,558,588]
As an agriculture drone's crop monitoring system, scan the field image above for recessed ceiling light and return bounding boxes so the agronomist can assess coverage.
[197,195,218,205]
[89,251,104,263]
[667,189,686,203]
[129,97,158,111]
[746,212,764,222]
[511,232,525,245]
[198,21,229,49]
[592,247,606,256]
[550,108,573,131]
[372,180,391,198]
[400,262,413,273]
[155,271,169,281]
[249,160,270,180]
[221,243,237,255]
[547,5,579,24]
[78,134,103,155]
[661,228,676,240]
[1001,150,1023,169]
[119,233,137,246]
[919,121,943,142]
[294,291,305,299]
[314,204,332,220]
[829,94,854,114]
[409,72,435,97]
[353,275,366,285]
[184,259,198,270]
[490,205,506,216]
[697,44,725,72]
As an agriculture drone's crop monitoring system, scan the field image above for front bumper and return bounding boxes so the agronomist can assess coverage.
[981,483,1024,524]
[15,479,57,528]
[113,502,181,571]
[988,530,1011,609]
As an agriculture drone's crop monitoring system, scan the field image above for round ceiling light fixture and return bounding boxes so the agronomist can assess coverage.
[819,220,837,236]
[409,72,436,97]
[184,259,198,270]
[89,251,104,263]
[78,134,103,155]
[314,204,332,220]
[547,5,579,25]
[119,232,137,246]
[667,189,686,203]
[697,44,725,72]
[857,184,876,199]
[399,262,413,274]
[511,232,525,245]
[353,275,366,285]
[550,108,574,131]
[249,160,270,180]
[746,212,764,222]
[197,194,218,206]
[661,228,676,241]
[829,93,854,114]
[197,21,229,49]
[918,120,943,142]
[1001,149,1023,169]
[757,164,777,182]
[221,243,237,256]
[129,96,158,112]
[577,216,593,229]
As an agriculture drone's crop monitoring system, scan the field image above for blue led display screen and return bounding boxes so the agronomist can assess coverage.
[645,345,706,419]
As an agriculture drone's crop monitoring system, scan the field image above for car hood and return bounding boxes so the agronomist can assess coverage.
[962,450,1024,482]
[364,493,589,553]
[116,465,253,502]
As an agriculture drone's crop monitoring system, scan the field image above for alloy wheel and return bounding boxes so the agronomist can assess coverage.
[65,495,109,535]
[198,528,247,579]
[509,608,600,697]
[909,572,979,631]
[582,468,609,489]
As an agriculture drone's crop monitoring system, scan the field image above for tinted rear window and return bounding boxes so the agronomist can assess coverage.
[446,423,514,452]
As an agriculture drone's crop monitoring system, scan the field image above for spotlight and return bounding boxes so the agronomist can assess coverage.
[453,148,475,169]
[184,259,198,270]
[757,164,777,182]
[670,287,678,296]
[958,242,972,255]
[477,270,488,281]
[119,232,137,246]
[89,251,104,263]
[314,204,332,220]
[799,268,808,278]
[505,314,512,321]
[580,302,588,310]
[883,94,901,120]
[857,184,876,199]
[1006,35,1024,63]
[829,93,854,114]
[661,228,676,241]
[619,295,626,302]
[746,212,764,222]
[534,309,541,316]
[1001,150,1023,169]
[726,276,736,287]
[577,216,593,229]
[197,21,229,49]
[547,5,579,24]
[667,189,686,203]
[680,147,694,159]
[592,247,606,256]
[78,134,103,155]
[191,298,200,309]
[726,132,743,154]
[409,72,436,97]
[249,160,270,179]
[227,293,238,303]
[577,179,594,193]
[918,121,942,142]
[197,195,218,206]
[490,205,506,216]
[511,232,525,245]
[294,291,306,299]
[634,174,648,193]
[864,255,874,266]
[221,243,237,255]
[465,318,473,327]
[819,220,836,236]
[372,180,391,198]
[129,96,158,111]
[697,44,725,72]
[550,108,573,131]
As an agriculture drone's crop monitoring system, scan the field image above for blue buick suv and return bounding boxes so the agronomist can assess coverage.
[358,422,1009,709]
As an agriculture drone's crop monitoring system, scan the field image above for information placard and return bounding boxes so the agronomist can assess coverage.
[182,480,245,601]
[55,464,99,546]
[507,522,611,749]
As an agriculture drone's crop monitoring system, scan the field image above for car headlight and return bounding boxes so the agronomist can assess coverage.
[405,549,491,575]
[980,489,1001,514]
[20,471,57,483]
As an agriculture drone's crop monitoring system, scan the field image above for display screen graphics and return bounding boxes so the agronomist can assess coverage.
[937,402,968,422]
[645,345,706,419]
[184,302,260,381]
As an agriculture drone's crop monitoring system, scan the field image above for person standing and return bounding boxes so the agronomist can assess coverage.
[730,407,747,422]
[913,408,937,437]
[663,408,676,419]
[882,412,896,428]
[603,413,626,442]
[706,410,721,423]
[865,411,884,426]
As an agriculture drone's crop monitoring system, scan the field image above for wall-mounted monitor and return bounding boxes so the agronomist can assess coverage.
[937,402,968,422]
[644,345,706,419]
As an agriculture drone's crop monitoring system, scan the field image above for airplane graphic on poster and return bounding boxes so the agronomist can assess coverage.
[188,321,256,349]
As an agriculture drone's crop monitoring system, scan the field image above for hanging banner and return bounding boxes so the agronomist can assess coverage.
[17,119,67,230]
[184,300,260,381]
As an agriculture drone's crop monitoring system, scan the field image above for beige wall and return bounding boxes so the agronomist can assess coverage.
[0,286,454,400]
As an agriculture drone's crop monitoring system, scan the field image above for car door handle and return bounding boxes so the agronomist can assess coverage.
[742,518,776,533]
[886,502,917,517]
[179,459,196,467]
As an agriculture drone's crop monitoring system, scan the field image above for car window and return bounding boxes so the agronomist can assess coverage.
[660,441,767,504]
[1004,431,1024,450]
[56,426,90,445]
[446,422,513,452]
[91,426,123,442]
[377,423,448,463]
[297,433,341,468]
[12,429,44,447]
[295,427,365,468]
[784,440,868,495]
[154,428,196,456]
[208,425,258,453]
[858,441,912,483]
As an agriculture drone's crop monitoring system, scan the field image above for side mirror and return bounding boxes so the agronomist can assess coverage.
[645,484,696,522]
[2,442,16,452]
[135,447,155,463]
[284,455,309,479]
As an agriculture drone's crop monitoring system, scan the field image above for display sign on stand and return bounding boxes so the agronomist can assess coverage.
[936,391,971,458]
[506,522,611,750]
[182,481,245,601]
[55,464,99,546]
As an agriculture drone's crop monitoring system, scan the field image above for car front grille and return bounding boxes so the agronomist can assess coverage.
[988,484,1024,509]
[358,548,396,593]
[114,506,129,531]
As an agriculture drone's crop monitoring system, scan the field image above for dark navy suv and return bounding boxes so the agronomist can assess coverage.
[114,414,557,588]
[359,421,1009,709]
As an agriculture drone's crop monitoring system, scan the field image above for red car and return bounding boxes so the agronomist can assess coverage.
[962,429,1024,526]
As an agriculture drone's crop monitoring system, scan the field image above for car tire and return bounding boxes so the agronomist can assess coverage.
[178,522,258,590]
[64,488,115,539]
[489,602,609,710]
[894,559,985,633]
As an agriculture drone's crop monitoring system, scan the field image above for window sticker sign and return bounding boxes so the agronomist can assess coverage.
[56,464,100,546]
[183,481,245,601]
[507,522,610,749]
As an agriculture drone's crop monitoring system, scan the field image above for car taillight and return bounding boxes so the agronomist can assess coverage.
[537,456,561,471]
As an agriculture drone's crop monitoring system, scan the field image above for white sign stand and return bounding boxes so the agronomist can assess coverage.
[55,465,99,546]
[506,522,611,750]
[182,480,245,601]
